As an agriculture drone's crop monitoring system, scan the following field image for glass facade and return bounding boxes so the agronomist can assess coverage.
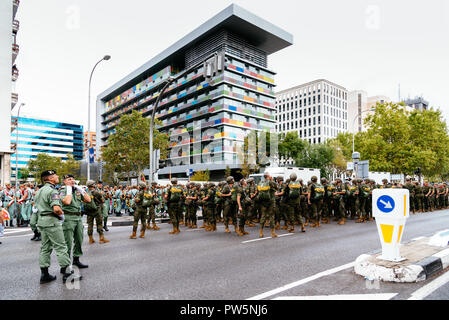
[10,117,83,177]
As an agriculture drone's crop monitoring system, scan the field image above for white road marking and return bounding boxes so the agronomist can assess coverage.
[241,233,294,244]
[408,270,449,300]
[3,228,31,234]
[247,261,355,300]
[273,293,398,300]
[411,236,426,241]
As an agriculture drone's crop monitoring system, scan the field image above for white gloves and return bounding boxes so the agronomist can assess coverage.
[66,186,73,195]
[74,185,86,195]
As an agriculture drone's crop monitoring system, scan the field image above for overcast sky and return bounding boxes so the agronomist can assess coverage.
[14,0,449,130]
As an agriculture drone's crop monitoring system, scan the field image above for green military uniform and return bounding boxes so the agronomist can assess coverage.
[332,181,346,224]
[59,184,86,263]
[204,184,217,231]
[415,182,424,212]
[403,180,416,214]
[215,183,224,223]
[245,180,258,226]
[257,177,277,237]
[147,183,160,230]
[308,178,325,227]
[85,182,109,244]
[274,179,288,229]
[222,178,238,233]
[166,181,183,234]
[130,183,149,238]
[423,183,432,212]
[35,182,71,270]
[285,177,305,232]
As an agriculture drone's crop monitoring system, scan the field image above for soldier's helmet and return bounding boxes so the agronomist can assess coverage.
[277,176,284,182]
[290,173,297,181]
[285,178,290,184]
[171,178,178,185]
[382,179,388,183]
[86,180,96,188]
[151,181,157,186]
[226,176,234,184]
[138,181,147,189]
[311,176,318,183]
[247,178,254,184]
[299,179,304,184]
[209,182,216,187]
[307,181,312,186]
[321,177,327,184]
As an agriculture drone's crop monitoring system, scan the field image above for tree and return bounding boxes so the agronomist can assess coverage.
[101,111,169,183]
[27,153,81,184]
[278,131,307,164]
[191,170,210,181]
[295,142,335,179]
[224,165,231,178]
[326,139,349,177]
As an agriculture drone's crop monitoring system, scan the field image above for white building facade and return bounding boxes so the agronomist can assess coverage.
[348,91,390,133]
[275,79,349,144]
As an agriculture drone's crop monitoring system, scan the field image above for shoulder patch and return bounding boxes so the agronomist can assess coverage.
[51,193,60,200]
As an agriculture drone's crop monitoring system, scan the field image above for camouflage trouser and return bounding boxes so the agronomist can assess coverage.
[215,202,223,221]
[147,206,155,224]
[205,204,216,226]
[321,199,332,218]
[168,202,181,228]
[358,197,366,218]
[416,195,424,211]
[259,201,275,229]
[30,211,39,232]
[365,196,372,219]
[237,204,247,228]
[300,197,310,221]
[310,199,323,221]
[87,212,103,236]
[424,196,432,211]
[223,201,237,227]
[286,200,303,226]
[332,198,345,220]
[186,205,197,225]
[133,208,146,232]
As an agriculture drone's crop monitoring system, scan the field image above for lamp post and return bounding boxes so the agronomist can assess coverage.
[14,102,25,226]
[87,55,110,181]
[351,108,375,178]
[149,77,175,183]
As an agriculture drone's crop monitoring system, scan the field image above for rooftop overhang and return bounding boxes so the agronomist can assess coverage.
[98,4,293,102]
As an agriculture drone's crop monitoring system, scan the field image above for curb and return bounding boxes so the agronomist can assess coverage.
[354,242,449,283]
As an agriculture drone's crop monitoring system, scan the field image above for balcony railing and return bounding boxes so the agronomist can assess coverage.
[11,92,18,110]
[12,66,19,81]
[13,0,20,20]
[12,44,19,64]
[12,20,19,34]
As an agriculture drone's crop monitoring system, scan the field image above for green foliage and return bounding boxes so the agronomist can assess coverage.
[355,102,449,179]
[295,142,335,179]
[278,131,307,162]
[224,165,231,178]
[191,170,210,182]
[101,111,169,182]
[27,153,80,184]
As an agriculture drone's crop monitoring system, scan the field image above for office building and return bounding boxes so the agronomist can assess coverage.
[403,96,429,112]
[96,4,293,180]
[348,91,390,133]
[10,116,83,180]
[0,0,20,186]
[275,79,349,144]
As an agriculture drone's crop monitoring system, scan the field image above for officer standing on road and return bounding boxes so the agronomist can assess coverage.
[257,172,278,238]
[404,177,416,214]
[307,176,325,228]
[286,173,306,233]
[60,174,90,269]
[146,182,160,231]
[35,170,81,284]
[221,176,239,234]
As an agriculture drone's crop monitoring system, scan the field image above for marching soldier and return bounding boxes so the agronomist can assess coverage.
[245,178,258,227]
[147,182,160,230]
[130,182,149,239]
[236,179,249,236]
[285,173,306,233]
[203,182,217,232]
[307,176,325,228]
[332,179,347,225]
[35,170,81,284]
[404,178,416,214]
[221,176,239,234]
[165,178,183,235]
[257,172,278,238]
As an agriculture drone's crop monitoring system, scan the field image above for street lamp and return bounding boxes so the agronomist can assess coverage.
[149,76,176,183]
[87,55,111,181]
[14,102,25,226]
[351,107,375,178]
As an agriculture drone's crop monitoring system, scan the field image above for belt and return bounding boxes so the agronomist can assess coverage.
[64,212,81,216]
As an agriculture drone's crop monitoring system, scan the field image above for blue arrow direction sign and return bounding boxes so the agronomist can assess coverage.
[377,195,395,213]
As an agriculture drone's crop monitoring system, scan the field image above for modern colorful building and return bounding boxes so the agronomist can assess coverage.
[96,4,293,180]
[10,116,83,180]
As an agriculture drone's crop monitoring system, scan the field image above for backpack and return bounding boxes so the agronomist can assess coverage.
[313,184,325,201]
[169,187,182,202]
[141,192,153,208]
[288,182,301,199]
[84,191,98,215]
[257,181,272,201]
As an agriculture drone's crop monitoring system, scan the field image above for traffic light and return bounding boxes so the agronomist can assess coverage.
[159,159,166,169]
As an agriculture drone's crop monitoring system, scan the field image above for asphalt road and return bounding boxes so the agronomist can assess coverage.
[1,209,449,300]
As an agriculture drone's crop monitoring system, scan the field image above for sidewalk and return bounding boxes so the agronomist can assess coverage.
[355,236,449,283]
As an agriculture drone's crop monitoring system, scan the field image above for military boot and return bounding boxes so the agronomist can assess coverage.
[241,226,249,235]
[337,219,346,225]
[139,229,145,238]
[146,223,153,230]
[304,219,309,226]
[309,220,317,228]
[35,232,41,241]
[61,266,82,283]
[316,219,321,227]
[88,235,95,244]
[259,228,264,238]
[130,231,137,239]
[103,218,109,232]
[281,224,288,230]
[175,226,181,234]
[234,224,239,234]
[288,225,295,233]
[275,222,280,230]
[224,225,231,233]
[30,230,39,241]
[99,234,110,243]
[152,223,160,230]
[40,267,56,284]
[169,225,177,234]
[191,223,197,229]
[271,229,278,238]
[301,225,306,233]
[236,227,244,236]
[73,256,88,269]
